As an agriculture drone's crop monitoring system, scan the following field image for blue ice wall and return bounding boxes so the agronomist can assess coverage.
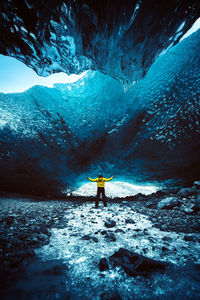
[0,71,125,195]
[99,30,200,184]
[0,30,200,195]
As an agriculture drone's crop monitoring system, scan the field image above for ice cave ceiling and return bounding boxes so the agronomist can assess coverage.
[1,0,200,85]
[0,1,200,196]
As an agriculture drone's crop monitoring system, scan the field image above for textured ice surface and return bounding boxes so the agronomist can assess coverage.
[36,202,200,298]
[1,1,200,85]
[0,31,200,195]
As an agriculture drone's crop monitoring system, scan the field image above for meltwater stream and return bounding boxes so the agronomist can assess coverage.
[35,202,200,299]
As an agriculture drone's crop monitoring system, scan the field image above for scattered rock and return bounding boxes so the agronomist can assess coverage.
[99,258,109,271]
[30,237,39,245]
[109,248,170,277]
[162,246,168,252]
[125,218,135,224]
[81,235,99,242]
[38,233,48,241]
[115,229,125,233]
[104,232,116,242]
[146,201,154,208]
[105,219,116,228]
[177,187,196,198]
[161,225,167,231]
[101,230,107,235]
[157,197,180,209]
[192,203,200,212]
[81,235,91,240]
[192,195,200,212]
[184,235,196,242]
[162,236,173,242]
[182,206,194,214]
[92,237,99,243]
[193,181,200,188]
[34,226,42,234]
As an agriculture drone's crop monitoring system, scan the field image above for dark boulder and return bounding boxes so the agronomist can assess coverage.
[184,235,196,242]
[81,235,98,242]
[192,204,200,212]
[192,194,200,212]
[182,206,194,214]
[193,181,200,189]
[109,248,170,277]
[125,218,135,224]
[92,237,99,243]
[104,232,116,242]
[99,258,109,272]
[157,197,180,209]
[38,233,49,241]
[143,229,149,235]
[177,187,197,198]
[105,220,116,228]
[101,230,107,235]
[146,201,154,208]
[81,235,91,240]
[161,246,169,252]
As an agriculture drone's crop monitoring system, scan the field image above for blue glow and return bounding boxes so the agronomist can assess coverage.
[0,54,87,93]
[71,181,159,198]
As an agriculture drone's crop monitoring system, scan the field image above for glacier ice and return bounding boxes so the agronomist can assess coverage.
[0,26,200,196]
[1,1,200,85]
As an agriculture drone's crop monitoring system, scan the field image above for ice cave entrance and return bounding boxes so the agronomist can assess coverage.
[72,182,159,198]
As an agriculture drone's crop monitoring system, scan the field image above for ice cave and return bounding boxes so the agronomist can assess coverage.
[0,1,200,299]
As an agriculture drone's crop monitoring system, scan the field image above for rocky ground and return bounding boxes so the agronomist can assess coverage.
[0,182,200,299]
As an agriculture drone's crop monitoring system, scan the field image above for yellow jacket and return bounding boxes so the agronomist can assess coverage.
[88,176,113,187]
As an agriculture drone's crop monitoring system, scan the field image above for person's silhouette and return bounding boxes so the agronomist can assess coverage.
[88,175,114,207]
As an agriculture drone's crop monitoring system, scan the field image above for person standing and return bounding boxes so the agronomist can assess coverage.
[88,175,114,207]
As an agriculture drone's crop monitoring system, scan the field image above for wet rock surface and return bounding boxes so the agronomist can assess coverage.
[0,186,200,299]
[108,247,170,277]
[99,258,109,272]
[157,197,180,209]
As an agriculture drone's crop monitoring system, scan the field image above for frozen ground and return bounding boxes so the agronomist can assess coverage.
[0,197,200,299]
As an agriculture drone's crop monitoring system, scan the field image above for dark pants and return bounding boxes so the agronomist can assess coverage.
[96,187,107,207]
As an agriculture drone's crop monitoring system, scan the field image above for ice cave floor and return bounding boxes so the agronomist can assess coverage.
[0,196,200,299]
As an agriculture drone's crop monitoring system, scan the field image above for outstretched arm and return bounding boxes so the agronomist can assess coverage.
[104,176,114,181]
[88,177,97,182]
